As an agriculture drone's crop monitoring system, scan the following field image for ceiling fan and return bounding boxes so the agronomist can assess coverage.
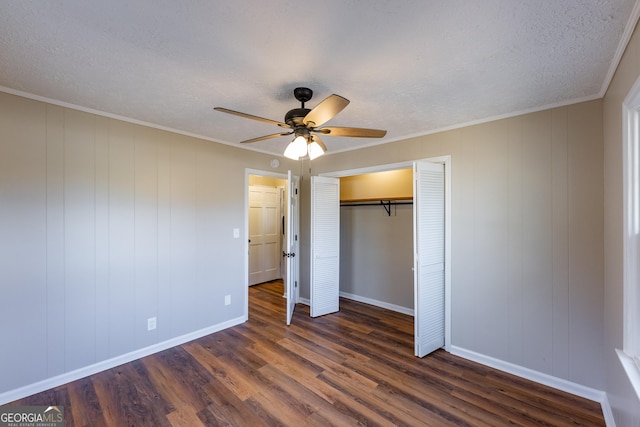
[214,87,387,160]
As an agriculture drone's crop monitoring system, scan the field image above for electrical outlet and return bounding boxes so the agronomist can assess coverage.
[147,317,157,331]
[225,295,231,306]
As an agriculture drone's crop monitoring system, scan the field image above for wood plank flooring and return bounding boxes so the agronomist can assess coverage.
[8,280,605,426]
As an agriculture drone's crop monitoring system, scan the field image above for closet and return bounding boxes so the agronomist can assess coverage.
[339,168,414,313]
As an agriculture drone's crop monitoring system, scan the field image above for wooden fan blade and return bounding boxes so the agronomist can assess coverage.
[214,107,290,128]
[240,132,292,144]
[316,126,387,138]
[303,94,349,128]
[310,134,328,151]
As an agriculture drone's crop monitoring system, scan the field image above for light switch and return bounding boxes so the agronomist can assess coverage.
[233,228,240,238]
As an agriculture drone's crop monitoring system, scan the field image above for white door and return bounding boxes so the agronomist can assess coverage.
[310,176,340,317]
[414,161,445,357]
[248,185,281,285]
[285,171,300,325]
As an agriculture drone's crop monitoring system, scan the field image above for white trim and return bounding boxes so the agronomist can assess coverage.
[620,73,640,402]
[0,316,245,406]
[298,297,310,306]
[600,396,616,427]
[617,349,640,402]
[600,0,640,98]
[339,292,414,316]
[450,346,607,404]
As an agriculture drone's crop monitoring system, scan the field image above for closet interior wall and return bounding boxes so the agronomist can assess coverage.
[339,169,414,312]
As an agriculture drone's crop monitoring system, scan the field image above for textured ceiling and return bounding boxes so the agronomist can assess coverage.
[0,1,638,156]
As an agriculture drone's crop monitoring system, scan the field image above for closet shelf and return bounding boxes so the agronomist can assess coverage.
[340,197,413,216]
[339,196,412,203]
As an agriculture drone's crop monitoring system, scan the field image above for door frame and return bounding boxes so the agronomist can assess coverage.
[319,156,451,351]
[244,168,290,321]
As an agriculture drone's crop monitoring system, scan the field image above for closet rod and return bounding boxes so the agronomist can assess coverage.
[340,200,413,216]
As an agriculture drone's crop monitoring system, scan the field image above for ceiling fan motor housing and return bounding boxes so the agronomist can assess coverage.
[285,107,311,126]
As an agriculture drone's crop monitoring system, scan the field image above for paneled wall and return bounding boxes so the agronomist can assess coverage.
[311,99,604,390]
[0,92,288,396]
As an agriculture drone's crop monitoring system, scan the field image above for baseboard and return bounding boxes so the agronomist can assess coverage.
[0,315,246,406]
[450,346,612,423]
[298,297,310,306]
[339,292,414,316]
[600,393,616,427]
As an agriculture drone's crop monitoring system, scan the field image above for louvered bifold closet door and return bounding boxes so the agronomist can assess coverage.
[414,161,445,357]
[310,176,340,318]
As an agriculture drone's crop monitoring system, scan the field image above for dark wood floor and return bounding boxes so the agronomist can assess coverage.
[9,280,604,426]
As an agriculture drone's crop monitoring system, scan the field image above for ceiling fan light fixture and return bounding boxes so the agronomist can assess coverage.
[284,135,308,160]
[283,142,300,160]
[307,140,325,160]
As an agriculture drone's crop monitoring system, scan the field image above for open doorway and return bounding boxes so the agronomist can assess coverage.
[248,175,286,286]
[245,169,300,325]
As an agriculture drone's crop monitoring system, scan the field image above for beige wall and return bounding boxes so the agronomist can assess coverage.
[312,99,605,391]
[0,91,298,399]
[603,18,640,426]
